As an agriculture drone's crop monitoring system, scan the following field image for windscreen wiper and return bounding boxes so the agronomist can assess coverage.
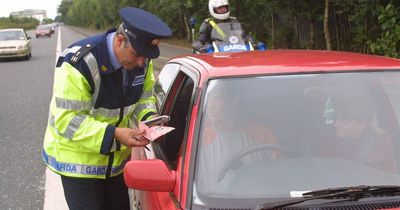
[257,185,400,210]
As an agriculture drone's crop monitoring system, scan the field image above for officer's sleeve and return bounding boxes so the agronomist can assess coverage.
[132,60,157,121]
[49,62,115,154]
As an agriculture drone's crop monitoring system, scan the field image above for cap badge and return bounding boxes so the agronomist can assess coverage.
[150,39,161,45]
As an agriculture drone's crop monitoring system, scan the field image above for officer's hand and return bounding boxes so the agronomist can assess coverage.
[131,133,150,147]
[114,127,150,147]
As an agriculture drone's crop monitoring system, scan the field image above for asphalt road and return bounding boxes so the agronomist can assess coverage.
[0,25,191,210]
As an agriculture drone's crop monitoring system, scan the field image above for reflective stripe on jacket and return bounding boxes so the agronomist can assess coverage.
[42,29,156,178]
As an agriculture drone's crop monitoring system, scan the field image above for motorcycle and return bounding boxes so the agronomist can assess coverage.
[193,21,266,54]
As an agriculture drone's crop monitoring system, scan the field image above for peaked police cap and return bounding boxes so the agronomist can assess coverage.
[119,7,172,59]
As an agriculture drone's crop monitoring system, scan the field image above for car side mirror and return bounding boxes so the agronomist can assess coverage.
[124,159,176,191]
[27,36,31,40]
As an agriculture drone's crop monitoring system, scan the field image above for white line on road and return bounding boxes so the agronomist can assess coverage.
[43,26,69,210]
[157,56,169,61]
[43,169,68,210]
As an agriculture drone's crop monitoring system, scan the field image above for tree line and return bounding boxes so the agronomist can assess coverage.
[0,17,39,31]
[58,0,399,58]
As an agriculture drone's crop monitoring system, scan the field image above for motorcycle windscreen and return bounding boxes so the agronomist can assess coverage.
[210,22,248,52]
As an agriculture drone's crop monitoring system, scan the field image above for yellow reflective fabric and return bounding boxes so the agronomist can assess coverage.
[209,19,226,39]
[43,62,125,178]
[135,60,157,121]
[49,63,112,146]
[44,58,156,178]
[43,132,130,178]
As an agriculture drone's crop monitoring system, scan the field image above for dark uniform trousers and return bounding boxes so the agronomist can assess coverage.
[61,174,130,210]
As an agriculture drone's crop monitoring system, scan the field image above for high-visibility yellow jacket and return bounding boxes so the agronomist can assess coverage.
[42,29,157,179]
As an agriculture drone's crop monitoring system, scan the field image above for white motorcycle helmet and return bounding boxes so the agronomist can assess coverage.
[209,0,230,20]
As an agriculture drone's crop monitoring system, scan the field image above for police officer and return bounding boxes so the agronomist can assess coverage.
[192,0,255,53]
[42,7,172,210]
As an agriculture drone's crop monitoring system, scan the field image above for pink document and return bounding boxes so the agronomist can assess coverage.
[139,122,175,141]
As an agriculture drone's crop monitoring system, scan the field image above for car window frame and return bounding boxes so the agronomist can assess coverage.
[152,63,200,163]
[152,63,200,206]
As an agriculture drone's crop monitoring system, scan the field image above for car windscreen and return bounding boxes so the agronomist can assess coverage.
[0,31,25,41]
[194,70,400,206]
[37,25,49,30]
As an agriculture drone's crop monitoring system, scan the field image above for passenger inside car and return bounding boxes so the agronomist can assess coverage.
[301,91,397,173]
[330,95,397,172]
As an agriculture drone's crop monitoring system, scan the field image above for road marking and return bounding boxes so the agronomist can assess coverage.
[56,26,62,56]
[43,26,69,210]
[157,56,169,61]
[43,169,68,210]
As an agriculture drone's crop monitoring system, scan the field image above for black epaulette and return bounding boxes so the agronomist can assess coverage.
[70,44,94,65]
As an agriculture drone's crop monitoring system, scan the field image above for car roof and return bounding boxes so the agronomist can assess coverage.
[0,28,24,32]
[175,50,400,77]
[37,24,49,28]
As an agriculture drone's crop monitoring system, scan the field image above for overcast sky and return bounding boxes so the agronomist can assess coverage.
[0,0,62,19]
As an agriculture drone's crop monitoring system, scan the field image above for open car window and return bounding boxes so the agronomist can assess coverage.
[152,66,196,169]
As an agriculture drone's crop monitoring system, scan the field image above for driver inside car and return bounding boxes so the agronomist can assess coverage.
[196,84,279,192]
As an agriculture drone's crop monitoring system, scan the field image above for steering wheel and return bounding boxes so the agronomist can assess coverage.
[217,144,295,181]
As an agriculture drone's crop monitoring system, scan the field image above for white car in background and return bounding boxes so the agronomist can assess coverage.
[0,28,32,60]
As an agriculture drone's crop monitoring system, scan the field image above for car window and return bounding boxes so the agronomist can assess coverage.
[152,69,195,169]
[194,71,400,205]
[153,63,180,111]
[16,31,26,40]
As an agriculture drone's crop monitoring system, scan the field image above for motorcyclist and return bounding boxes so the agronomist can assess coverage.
[192,0,257,53]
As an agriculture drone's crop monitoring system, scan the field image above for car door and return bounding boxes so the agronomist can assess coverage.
[135,62,199,210]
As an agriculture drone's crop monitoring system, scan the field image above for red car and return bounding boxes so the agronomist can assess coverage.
[35,25,52,38]
[124,50,400,210]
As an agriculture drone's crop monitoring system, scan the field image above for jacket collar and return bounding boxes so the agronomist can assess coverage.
[97,28,119,75]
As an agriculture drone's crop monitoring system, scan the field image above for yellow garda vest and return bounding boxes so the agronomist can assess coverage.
[42,46,156,179]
